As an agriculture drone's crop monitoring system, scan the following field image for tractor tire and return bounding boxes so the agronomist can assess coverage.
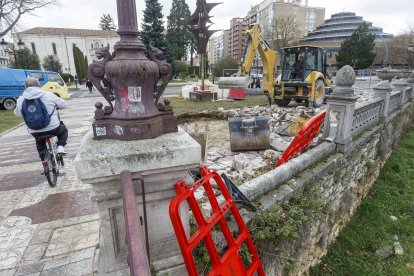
[3,98,16,110]
[274,98,291,107]
[311,79,325,107]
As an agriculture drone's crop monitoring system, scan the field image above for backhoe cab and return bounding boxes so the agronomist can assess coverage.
[274,46,331,107]
[218,24,331,107]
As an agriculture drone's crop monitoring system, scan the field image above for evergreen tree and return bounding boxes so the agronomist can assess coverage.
[13,47,41,70]
[141,0,169,59]
[336,22,376,69]
[42,55,62,72]
[73,45,87,80]
[99,14,117,31]
[166,0,194,61]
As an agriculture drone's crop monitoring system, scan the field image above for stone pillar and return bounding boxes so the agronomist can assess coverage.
[74,129,201,275]
[322,65,358,152]
[393,79,407,106]
[407,73,414,101]
[373,81,392,118]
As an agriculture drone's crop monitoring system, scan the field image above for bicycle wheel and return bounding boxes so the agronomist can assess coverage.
[44,151,58,187]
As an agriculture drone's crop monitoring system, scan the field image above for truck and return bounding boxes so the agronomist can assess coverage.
[0,67,70,110]
[218,24,331,107]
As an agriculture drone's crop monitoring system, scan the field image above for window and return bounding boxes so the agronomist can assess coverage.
[28,72,45,81]
[91,44,93,49]
[52,43,57,55]
[31,42,36,54]
[47,73,64,86]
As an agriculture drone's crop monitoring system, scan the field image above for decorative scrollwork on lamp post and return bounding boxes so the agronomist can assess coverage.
[88,0,177,141]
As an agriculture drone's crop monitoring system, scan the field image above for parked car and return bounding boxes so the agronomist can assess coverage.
[0,67,70,110]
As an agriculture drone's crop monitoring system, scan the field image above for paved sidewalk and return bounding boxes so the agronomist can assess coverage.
[0,97,100,276]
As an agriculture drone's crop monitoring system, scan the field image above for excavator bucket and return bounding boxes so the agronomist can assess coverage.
[217,76,250,89]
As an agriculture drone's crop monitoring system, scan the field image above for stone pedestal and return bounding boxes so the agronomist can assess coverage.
[322,65,358,152]
[373,81,392,118]
[74,128,201,275]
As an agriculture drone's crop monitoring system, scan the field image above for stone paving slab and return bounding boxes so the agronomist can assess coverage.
[0,98,100,275]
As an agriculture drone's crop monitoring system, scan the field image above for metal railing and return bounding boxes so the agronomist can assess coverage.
[120,170,151,276]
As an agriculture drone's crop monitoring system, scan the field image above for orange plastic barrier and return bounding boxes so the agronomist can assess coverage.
[276,110,326,166]
[169,166,265,276]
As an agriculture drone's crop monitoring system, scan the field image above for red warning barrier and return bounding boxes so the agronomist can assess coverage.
[169,166,265,276]
[276,111,326,167]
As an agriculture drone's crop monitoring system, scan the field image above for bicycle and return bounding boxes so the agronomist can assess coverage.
[39,134,64,187]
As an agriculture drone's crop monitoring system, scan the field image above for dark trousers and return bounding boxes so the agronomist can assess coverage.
[87,86,93,93]
[31,123,68,160]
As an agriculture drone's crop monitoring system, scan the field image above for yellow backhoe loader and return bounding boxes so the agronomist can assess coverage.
[218,24,331,107]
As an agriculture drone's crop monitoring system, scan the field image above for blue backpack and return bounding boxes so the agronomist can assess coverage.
[21,98,55,130]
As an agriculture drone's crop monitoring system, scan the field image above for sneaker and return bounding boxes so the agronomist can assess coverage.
[57,146,68,154]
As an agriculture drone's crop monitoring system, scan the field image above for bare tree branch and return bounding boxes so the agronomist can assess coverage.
[0,0,61,37]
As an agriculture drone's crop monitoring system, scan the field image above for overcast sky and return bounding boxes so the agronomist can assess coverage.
[16,0,414,38]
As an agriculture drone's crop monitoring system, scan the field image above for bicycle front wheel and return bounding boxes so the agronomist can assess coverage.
[44,152,58,187]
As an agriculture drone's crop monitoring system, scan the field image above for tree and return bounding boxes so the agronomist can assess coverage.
[140,0,169,59]
[336,22,376,69]
[166,0,193,61]
[42,55,62,72]
[387,27,414,68]
[0,0,60,37]
[213,56,238,77]
[12,47,41,69]
[262,16,300,60]
[99,14,116,31]
[72,45,87,80]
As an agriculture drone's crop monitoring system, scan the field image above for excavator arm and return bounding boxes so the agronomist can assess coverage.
[218,24,277,98]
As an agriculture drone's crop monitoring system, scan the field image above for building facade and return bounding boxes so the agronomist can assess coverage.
[245,0,325,39]
[15,27,119,76]
[214,30,229,64]
[301,12,394,66]
[228,18,248,61]
[0,43,9,66]
[208,36,216,67]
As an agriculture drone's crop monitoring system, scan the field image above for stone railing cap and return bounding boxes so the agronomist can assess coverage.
[335,65,356,87]
[373,80,391,91]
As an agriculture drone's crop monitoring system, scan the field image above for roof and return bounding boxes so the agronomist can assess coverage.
[18,27,118,37]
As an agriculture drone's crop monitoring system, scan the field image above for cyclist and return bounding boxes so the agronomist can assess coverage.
[14,77,68,161]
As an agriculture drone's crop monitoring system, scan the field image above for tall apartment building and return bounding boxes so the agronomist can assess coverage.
[228,18,248,61]
[207,36,216,66]
[213,30,229,63]
[245,0,325,39]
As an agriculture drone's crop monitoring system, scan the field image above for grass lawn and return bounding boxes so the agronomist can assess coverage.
[0,110,22,133]
[168,95,268,116]
[310,129,414,275]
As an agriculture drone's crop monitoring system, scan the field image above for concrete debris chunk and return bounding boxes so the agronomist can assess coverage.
[375,245,394,260]
[394,242,404,255]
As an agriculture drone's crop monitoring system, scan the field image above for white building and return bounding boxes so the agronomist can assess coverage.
[0,43,9,66]
[15,27,119,76]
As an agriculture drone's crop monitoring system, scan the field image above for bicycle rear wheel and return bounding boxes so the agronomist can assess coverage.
[44,152,58,187]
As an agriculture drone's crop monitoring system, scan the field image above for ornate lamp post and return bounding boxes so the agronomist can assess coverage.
[88,0,177,141]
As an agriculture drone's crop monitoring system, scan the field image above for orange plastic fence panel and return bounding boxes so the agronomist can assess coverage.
[169,166,265,276]
[276,111,326,167]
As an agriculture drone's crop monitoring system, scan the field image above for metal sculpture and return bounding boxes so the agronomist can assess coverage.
[188,0,221,90]
[89,0,177,141]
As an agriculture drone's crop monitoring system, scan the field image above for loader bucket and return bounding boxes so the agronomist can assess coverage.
[218,76,250,89]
